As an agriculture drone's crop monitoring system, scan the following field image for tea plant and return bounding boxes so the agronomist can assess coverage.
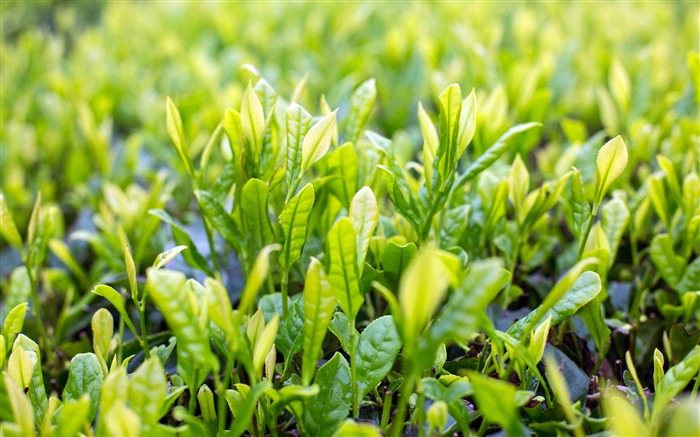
[1,2,699,437]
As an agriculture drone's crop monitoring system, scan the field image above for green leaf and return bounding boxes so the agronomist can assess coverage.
[570,168,590,242]
[195,190,244,255]
[304,352,352,437]
[577,297,611,354]
[327,217,363,319]
[648,174,670,230]
[453,122,542,193]
[355,315,401,402]
[241,178,275,255]
[381,242,417,288]
[2,303,28,350]
[278,183,315,269]
[11,335,48,425]
[303,258,335,385]
[650,234,685,291]
[3,374,35,436]
[327,143,359,207]
[166,97,194,177]
[149,209,213,276]
[457,88,477,156]
[651,346,699,424]
[677,257,700,293]
[91,308,113,361]
[55,395,91,437]
[0,194,23,253]
[349,187,379,272]
[508,269,602,339]
[594,135,628,206]
[509,154,530,223]
[92,285,128,321]
[301,109,338,174]
[436,84,462,183]
[601,195,630,266]
[153,245,188,269]
[226,382,272,437]
[276,295,304,362]
[104,401,141,437]
[467,372,524,437]
[7,346,34,389]
[99,367,128,415]
[425,259,510,354]
[146,269,218,370]
[399,248,452,351]
[239,244,281,315]
[285,103,313,192]
[62,353,104,422]
[129,356,167,432]
[328,312,359,355]
[345,78,376,144]
[241,82,265,160]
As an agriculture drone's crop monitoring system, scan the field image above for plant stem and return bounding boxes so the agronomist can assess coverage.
[281,268,290,317]
[217,359,232,433]
[350,315,359,418]
[576,205,599,261]
[391,372,415,437]
[380,390,394,432]
[138,306,151,358]
[117,315,124,364]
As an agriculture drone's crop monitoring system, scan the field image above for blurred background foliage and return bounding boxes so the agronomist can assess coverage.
[1,0,698,233]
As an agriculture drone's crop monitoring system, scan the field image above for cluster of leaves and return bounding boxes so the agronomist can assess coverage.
[1,3,699,437]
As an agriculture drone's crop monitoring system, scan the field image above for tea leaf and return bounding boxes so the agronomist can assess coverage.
[328,217,363,319]
[650,234,685,291]
[509,266,601,338]
[303,258,335,385]
[457,88,477,156]
[165,97,194,177]
[241,178,275,254]
[349,187,379,272]
[467,372,523,437]
[55,395,91,437]
[91,308,113,361]
[146,269,218,370]
[301,109,338,174]
[279,183,315,269]
[195,190,244,254]
[128,356,167,431]
[355,315,401,402]
[345,78,376,144]
[399,248,452,350]
[239,244,281,315]
[304,352,352,437]
[286,104,314,192]
[63,353,104,421]
[241,82,265,159]
[3,374,35,436]
[594,135,628,206]
[227,382,272,437]
[652,346,700,424]
[453,122,542,192]
[8,346,34,389]
[0,194,23,253]
[327,143,359,207]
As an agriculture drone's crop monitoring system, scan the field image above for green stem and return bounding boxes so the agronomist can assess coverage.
[380,390,394,432]
[350,315,359,418]
[281,269,290,317]
[203,217,223,281]
[117,315,125,364]
[391,372,416,437]
[138,306,151,358]
[576,204,599,261]
[217,359,233,433]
